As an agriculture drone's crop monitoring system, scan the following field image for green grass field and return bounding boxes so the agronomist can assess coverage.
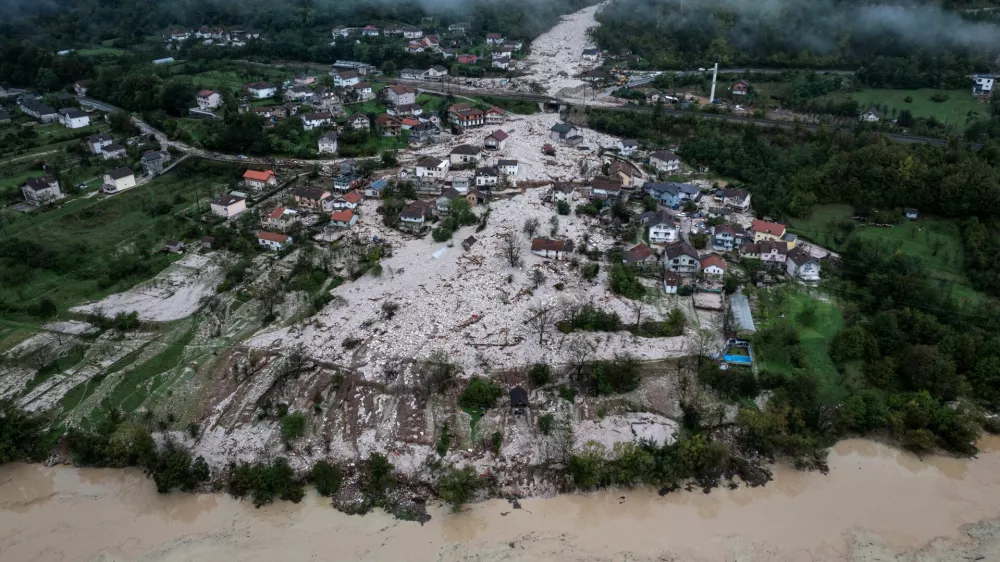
[846,88,987,129]
[789,204,981,305]
[77,46,128,58]
[754,288,848,405]
[0,159,236,315]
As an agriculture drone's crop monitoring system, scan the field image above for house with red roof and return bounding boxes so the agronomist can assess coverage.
[485,106,507,125]
[750,219,787,243]
[329,210,359,228]
[196,90,221,110]
[257,231,293,250]
[330,191,363,210]
[262,207,301,232]
[243,169,277,189]
[484,129,508,150]
[701,255,728,278]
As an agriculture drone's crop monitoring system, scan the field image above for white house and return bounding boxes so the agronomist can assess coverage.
[210,194,247,218]
[399,201,433,229]
[88,133,114,154]
[402,27,423,39]
[21,176,64,206]
[648,213,679,244]
[361,25,380,37]
[663,242,700,274]
[100,144,127,160]
[786,248,821,281]
[616,139,638,156]
[498,159,519,177]
[426,66,448,79]
[550,123,579,143]
[701,255,727,278]
[333,70,360,87]
[415,157,450,180]
[258,231,293,250]
[246,83,277,99]
[329,210,358,228]
[663,272,682,294]
[318,132,338,154]
[492,57,511,70]
[197,90,222,110]
[243,169,277,189]
[101,167,136,194]
[348,114,370,130]
[860,107,880,122]
[485,106,507,125]
[58,108,90,129]
[475,166,500,187]
[301,112,332,131]
[649,150,680,173]
[329,191,362,211]
[973,74,995,96]
[719,188,751,211]
[531,238,571,260]
[19,100,58,123]
[450,144,482,165]
[486,33,505,45]
[386,84,416,106]
[400,68,425,80]
[582,48,599,62]
[552,184,576,202]
[484,130,508,150]
[352,82,374,101]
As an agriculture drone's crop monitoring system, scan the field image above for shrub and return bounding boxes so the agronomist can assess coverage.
[559,386,577,402]
[227,458,304,507]
[311,460,343,497]
[459,377,504,410]
[929,92,949,103]
[582,262,600,281]
[904,95,913,103]
[363,452,397,496]
[437,465,481,511]
[280,412,307,441]
[432,227,453,242]
[538,414,555,435]
[556,200,571,215]
[436,423,451,457]
[490,431,502,456]
[608,264,645,299]
[529,363,552,386]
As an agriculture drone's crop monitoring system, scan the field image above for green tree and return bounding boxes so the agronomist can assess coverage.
[311,460,343,497]
[437,465,481,511]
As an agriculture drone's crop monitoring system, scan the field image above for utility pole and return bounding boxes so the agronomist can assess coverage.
[709,61,719,104]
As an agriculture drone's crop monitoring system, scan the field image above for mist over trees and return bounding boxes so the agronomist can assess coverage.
[592,0,1000,88]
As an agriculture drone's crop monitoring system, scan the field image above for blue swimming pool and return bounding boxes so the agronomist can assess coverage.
[723,354,752,364]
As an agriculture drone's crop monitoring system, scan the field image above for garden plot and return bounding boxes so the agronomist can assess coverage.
[248,192,700,381]
[72,253,225,322]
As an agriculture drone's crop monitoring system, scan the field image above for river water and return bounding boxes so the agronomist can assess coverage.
[3,438,1000,562]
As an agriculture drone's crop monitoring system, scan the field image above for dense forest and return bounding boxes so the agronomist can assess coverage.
[592,0,1000,89]
[0,0,597,90]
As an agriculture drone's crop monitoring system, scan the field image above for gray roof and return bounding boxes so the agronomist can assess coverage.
[550,123,574,134]
[451,144,481,155]
[89,133,114,143]
[58,108,88,118]
[476,166,499,177]
[320,132,338,142]
[729,294,756,333]
[107,167,133,180]
[24,176,55,190]
[103,143,126,153]
[141,150,164,162]
[619,139,638,147]
[582,48,599,55]
[498,159,518,166]
[20,100,56,115]
[664,242,699,260]
[650,150,679,162]
[212,194,245,206]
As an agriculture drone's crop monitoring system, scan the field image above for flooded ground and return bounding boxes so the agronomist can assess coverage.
[3,438,1000,562]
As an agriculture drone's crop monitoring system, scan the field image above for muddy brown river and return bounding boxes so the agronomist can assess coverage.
[3,438,1000,561]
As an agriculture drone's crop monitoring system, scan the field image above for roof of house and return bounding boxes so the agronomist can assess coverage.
[388,84,416,95]
[865,106,880,117]
[713,223,744,236]
[243,169,275,181]
[258,231,289,243]
[592,176,623,191]
[336,70,359,79]
[487,130,508,141]
[59,108,88,119]
[554,183,576,193]
[107,167,133,180]
[369,178,388,190]
[663,271,683,286]
[486,106,506,115]
[268,206,287,219]
[787,248,818,266]
[751,219,786,236]
[140,151,164,162]
[582,48,599,55]
[498,159,518,167]
[747,240,788,255]
[417,156,445,168]
[451,144,481,155]
[197,89,216,97]
[619,139,638,147]
[531,238,571,252]
[246,82,274,89]
[733,79,750,87]
[701,255,727,270]
[353,82,371,89]
[439,187,462,200]
[24,176,55,190]
[650,150,679,162]
[476,166,500,177]
[340,191,363,204]
[582,70,606,79]
[302,111,331,120]
[664,241,699,260]
[294,186,330,200]
[509,386,529,407]
[330,210,356,222]
[213,194,245,206]
[550,123,574,134]
[487,33,503,38]
[400,200,431,219]
[21,100,56,115]
[721,187,748,199]
[904,207,918,214]
[88,133,114,143]
[103,143,125,153]
[624,243,655,263]
[320,132,338,142]
[401,117,420,127]
[375,114,401,126]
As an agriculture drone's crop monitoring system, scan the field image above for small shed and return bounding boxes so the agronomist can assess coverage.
[163,240,186,254]
[509,386,529,413]
[462,236,477,251]
[904,207,918,220]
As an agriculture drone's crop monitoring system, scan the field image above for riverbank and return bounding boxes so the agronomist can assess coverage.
[3,437,1000,561]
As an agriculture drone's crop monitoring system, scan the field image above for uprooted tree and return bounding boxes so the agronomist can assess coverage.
[498,230,522,267]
